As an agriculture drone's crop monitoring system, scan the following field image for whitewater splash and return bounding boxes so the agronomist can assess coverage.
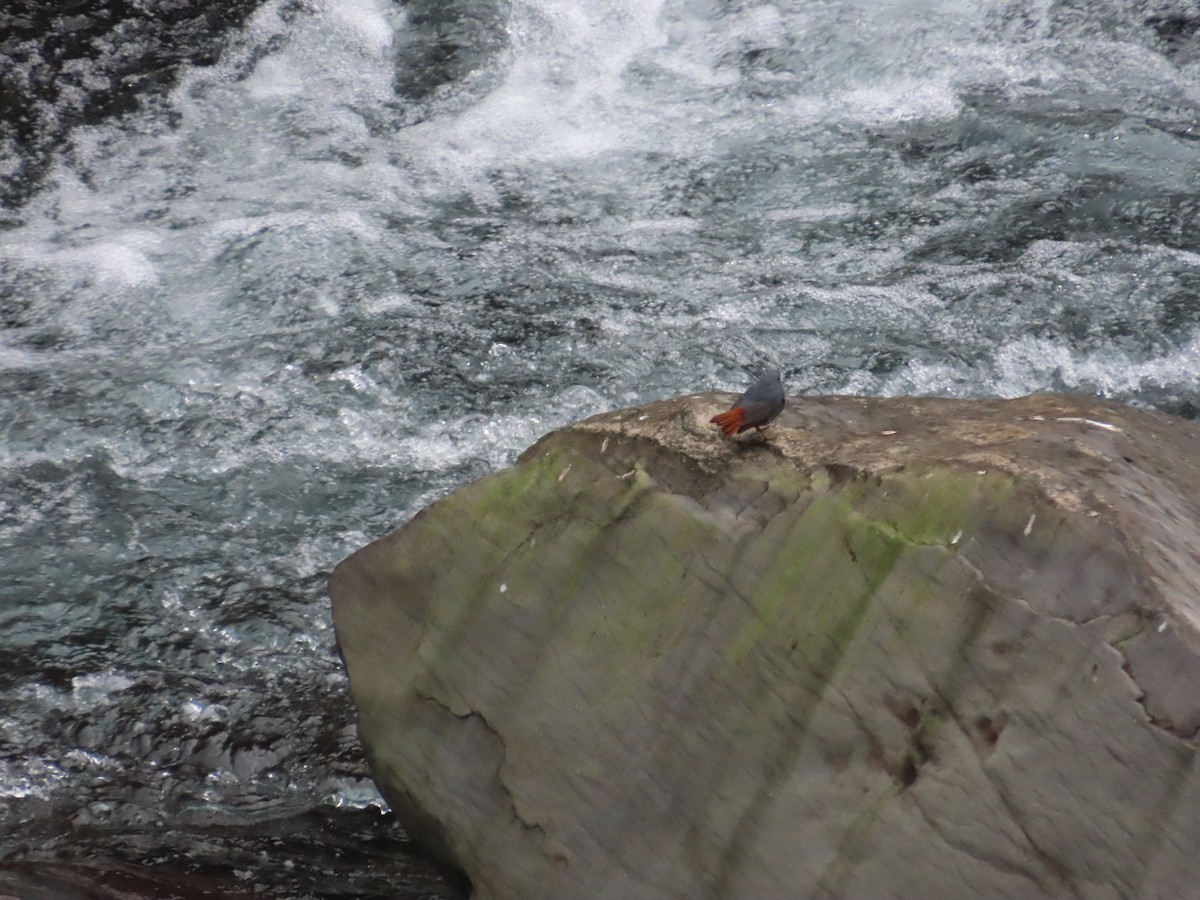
[2,0,1200,893]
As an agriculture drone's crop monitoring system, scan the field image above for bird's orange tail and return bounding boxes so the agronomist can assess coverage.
[710,408,744,436]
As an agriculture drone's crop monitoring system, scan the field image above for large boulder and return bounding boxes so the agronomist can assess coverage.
[329,392,1200,899]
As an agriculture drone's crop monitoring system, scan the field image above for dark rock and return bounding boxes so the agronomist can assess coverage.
[331,392,1200,899]
[0,0,265,210]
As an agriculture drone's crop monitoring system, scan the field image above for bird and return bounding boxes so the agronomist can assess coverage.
[710,370,786,436]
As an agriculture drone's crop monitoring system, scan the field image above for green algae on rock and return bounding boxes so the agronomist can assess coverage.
[330,392,1200,900]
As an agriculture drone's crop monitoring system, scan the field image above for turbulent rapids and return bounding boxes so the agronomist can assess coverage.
[2,0,1200,894]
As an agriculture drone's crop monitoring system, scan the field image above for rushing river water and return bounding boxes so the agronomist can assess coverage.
[2,0,1199,895]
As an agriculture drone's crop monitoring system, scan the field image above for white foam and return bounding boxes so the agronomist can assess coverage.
[997,334,1200,399]
[77,240,160,287]
[3,224,161,288]
[829,76,963,125]
[397,0,672,191]
[71,672,137,704]
[361,292,422,317]
[182,699,231,723]
[0,756,68,800]
[327,0,397,58]
[322,775,388,811]
[869,360,976,399]
[244,55,305,99]
[0,343,47,371]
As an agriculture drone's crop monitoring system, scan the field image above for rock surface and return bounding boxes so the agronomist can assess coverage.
[330,392,1200,899]
[0,0,266,212]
